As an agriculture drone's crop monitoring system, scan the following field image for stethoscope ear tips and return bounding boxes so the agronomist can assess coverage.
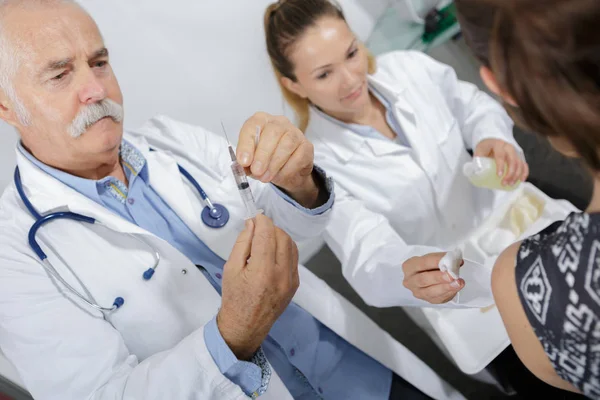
[143,268,156,281]
[113,297,125,309]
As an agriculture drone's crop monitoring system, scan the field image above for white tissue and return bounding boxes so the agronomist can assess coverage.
[439,248,462,280]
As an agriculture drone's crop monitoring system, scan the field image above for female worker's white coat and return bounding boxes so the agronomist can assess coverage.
[307,51,519,308]
[0,116,463,400]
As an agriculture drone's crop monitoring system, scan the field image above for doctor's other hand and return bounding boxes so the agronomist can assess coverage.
[474,138,529,187]
[402,253,465,304]
[217,214,300,360]
[237,112,321,208]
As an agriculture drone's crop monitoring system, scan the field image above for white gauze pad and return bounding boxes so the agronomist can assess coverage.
[438,248,462,280]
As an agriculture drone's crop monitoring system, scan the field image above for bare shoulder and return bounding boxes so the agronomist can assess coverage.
[492,242,581,393]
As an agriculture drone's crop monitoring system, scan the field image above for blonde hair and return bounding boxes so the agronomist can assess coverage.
[264,0,377,132]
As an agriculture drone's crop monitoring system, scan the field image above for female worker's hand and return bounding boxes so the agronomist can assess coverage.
[236,112,320,208]
[474,139,529,186]
[402,253,465,304]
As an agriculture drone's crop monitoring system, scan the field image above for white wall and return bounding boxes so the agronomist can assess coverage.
[0,129,16,191]
[0,0,389,192]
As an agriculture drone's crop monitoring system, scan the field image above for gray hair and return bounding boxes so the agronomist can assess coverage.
[0,0,78,126]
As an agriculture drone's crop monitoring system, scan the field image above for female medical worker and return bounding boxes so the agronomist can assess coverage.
[264,0,528,307]
[261,4,549,385]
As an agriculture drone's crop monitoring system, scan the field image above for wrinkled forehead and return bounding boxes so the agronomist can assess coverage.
[3,2,104,76]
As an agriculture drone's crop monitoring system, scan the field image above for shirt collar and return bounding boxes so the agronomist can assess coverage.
[17,139,149,204]
[312,84,395,139]
[370,84,393,110]
[17,141,104,205]
[120,139,149,183]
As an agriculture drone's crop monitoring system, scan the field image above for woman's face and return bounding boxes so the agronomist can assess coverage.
[283,16,371,118]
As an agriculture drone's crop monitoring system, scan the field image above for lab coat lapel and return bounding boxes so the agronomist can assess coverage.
[142,147,244,261]
[308,104,409,162]
[369,75,441,177]
[363,136,410,158]
[308,107,366,163]
[364,75,414,157]
[15,150,149,236]
[144,150,201,234]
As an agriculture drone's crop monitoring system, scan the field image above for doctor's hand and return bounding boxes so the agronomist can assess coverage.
[217,214,300,361]
[236,112,324,208]
[402,253,465,304]
[475,139,529,186]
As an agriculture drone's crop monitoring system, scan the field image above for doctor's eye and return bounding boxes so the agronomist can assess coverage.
[93,61,108,68]
[52,71,68,81]
[348,49,358,59]
[317,71,330,80]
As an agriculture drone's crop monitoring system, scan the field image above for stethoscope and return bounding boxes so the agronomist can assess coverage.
[14,162,230,313]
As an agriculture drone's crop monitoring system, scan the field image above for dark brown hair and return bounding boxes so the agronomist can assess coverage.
[489,0,600,170]
[264,0,376,131]
[456,0,600,171]
[454,0,496,67]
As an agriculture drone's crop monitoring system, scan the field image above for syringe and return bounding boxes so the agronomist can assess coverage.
[220,122,263,219]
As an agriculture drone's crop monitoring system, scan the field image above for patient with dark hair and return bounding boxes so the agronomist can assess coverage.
[457,0,600,398]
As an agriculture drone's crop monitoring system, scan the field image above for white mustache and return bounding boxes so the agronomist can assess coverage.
[68,98,124,138]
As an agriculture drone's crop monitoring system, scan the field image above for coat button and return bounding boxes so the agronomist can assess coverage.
[127,198,135,205]
[290,348,295,357]
[215,273,222,279]
[181,269,188,275]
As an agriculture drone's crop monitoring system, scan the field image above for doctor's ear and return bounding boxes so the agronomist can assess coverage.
[480,66,518,108]
[280,76,308,99]
[0,91,22,128]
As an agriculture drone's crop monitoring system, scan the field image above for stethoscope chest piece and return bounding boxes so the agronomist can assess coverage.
[201,204,229,228]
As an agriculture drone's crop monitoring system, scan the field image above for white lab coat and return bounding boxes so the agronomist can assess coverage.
[307,51,519,308]
[0,116,464,400]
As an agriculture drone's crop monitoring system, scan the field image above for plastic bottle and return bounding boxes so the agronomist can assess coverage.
[462,157,521,191]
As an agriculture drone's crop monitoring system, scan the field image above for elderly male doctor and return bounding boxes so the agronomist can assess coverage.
[0,1,463,399]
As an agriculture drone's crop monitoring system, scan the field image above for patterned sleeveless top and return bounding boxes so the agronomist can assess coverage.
[516,212,600,398]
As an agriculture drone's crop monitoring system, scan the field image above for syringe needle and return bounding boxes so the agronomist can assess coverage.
[220,121,231,145]
[220,121,236,162]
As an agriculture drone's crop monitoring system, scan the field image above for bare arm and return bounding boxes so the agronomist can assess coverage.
[491,242,581,393]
